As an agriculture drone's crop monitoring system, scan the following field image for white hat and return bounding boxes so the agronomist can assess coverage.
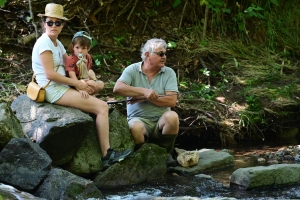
[37,3,69,21]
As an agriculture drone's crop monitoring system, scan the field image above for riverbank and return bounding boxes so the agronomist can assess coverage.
[102,144,300,200]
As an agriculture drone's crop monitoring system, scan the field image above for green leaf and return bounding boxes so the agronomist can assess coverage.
[91,39,98,48]
[95,59,101,66]
[222,8,231,13]
[172,0,182,8]
[200,0,209,6]
[0,0,7,7]
[167,41,177,49]
[270,0,279,6]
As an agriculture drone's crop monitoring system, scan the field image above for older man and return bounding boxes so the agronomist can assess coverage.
[113,38,179,166]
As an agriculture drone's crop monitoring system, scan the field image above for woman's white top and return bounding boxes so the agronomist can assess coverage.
[32,33,66,87]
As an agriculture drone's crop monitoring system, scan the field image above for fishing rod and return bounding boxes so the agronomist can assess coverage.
[106,90,201,105]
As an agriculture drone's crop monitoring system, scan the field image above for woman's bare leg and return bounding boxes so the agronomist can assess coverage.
[55,89,110,156]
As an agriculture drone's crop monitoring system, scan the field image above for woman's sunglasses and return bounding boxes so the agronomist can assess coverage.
[153,51,167,57]
[45,21,63,27]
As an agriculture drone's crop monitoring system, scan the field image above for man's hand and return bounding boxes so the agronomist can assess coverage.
[127,96,147,104]
[143,89,159,100]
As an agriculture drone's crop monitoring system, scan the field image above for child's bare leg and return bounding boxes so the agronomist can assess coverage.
[88,70,96,80]
[87,80,104,95]
[95,80,104,93]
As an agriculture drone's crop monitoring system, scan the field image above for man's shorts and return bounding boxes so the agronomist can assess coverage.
[45,83,70,103]
[128,117,162,140]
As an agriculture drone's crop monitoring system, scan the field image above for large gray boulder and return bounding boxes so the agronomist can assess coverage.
[230,164,300,190]
[94,143,167,189]
[169,149,234,175]
[0,138,52,192]
[62,108,135,175]
[11,94,94,165]
[34,167,102,199]
[0,103,24,150]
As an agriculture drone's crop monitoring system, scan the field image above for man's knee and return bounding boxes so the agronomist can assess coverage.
[161,111,179,126]
[129,121,146,135]
[165,111,179,120]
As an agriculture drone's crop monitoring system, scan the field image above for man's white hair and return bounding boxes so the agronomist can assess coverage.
[141,38,167,61]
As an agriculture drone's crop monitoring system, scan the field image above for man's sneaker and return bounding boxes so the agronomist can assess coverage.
[101,148,132,169]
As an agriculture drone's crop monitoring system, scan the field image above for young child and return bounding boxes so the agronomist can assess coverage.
[66,31,104,98]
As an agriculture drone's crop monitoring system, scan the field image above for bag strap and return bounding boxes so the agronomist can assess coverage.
[31,66,60,89]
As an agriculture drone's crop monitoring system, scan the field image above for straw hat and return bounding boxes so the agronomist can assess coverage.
[37,3,69,21]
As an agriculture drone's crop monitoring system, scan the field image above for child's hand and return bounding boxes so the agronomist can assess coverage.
[78,90,90,98]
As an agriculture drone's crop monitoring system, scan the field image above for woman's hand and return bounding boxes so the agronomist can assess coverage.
[78,90,90,98]
[74,79,94,94]
[86,80,97,89]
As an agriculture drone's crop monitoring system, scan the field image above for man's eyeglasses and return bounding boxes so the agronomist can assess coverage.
[153,51,167,57]
[45,21,62,27]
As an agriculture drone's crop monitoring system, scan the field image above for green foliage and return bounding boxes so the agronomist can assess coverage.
[167,41,177,49]
[200,0,231,36]
[206,0,230,14]
[0,0,6,7]
[172,0,182,8]
[150,0,160,7]
[244,4,264,19]
[232,4,264,33]
[245,94,261,111]
[238,87,261,111]
[93,51,119,68]
[91,39,98,48]
[0,73,11,80]
[277,82,299,98]
[200,68,210,76]
[113,36,125,47]
[179,78,216,100]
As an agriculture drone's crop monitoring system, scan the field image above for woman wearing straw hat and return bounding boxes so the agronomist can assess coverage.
[32,3,131,169]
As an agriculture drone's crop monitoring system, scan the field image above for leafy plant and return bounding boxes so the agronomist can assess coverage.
[113,36,125,47]
[167,41,177,49]
[172,0,182,8]
[93,51,119,68]
[245,94,261,111]
[0,0,6,7]
[232,4,264,33]
[201,0,230,14]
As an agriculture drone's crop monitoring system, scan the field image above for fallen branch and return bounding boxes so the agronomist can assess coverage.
[179,0,188,31]
[127,0,139,21]
[28,0,38,40]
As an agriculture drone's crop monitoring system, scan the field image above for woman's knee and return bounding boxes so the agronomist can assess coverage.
[94,99,109,114]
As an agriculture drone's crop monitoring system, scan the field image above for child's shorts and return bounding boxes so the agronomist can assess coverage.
[45,83,70,103]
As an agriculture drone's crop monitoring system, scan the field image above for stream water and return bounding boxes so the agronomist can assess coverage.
[102,142,300,200]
